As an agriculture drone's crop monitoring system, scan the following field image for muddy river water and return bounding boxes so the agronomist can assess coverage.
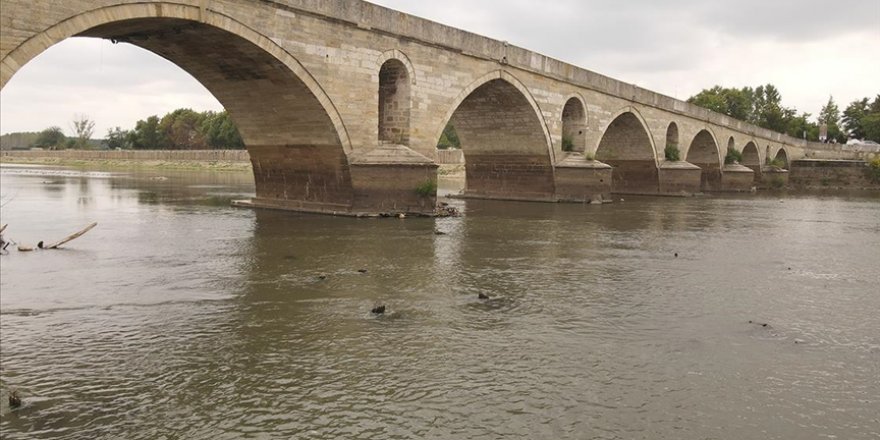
[1,164,878,439]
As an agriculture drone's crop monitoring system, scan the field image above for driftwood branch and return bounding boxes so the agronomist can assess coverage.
[15,222,98,252]
[45,222,98,249]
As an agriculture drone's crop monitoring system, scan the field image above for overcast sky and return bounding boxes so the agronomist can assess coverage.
[1,0,878,137]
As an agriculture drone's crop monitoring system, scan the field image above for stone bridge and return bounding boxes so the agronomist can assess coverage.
[1,0,815,215]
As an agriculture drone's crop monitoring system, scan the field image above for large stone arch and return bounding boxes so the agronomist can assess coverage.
[595,108,659,194]
[686,129,722,191]
[437,70,556,200]
[1,3,358,213]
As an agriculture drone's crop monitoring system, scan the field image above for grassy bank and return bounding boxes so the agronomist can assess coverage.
[0,155,252,172]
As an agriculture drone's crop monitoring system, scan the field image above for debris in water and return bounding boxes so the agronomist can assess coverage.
[371,305,386,315]
[8,390,21,408]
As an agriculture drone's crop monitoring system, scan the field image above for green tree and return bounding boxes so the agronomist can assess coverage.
[842,98,870,139]
[861,96,880,143]
[33,126,67,149]
[437,124,460,149]
[752,84,796,132]
[786,112,818,141]
[818,96,843,142]
[129,115,167,149]
[863,112,880,143]
[159,108,208,150]
[71,114,96,149]
[104,127,132,150]
[201,111,244,149]
[687,85,754,121]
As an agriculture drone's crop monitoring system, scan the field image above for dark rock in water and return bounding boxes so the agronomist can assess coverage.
[8,390,21,408]
[37,241,44,249]
[674,253,679,258]
[478,293,490,300]
[358,269,368,274]
[317,275,327,281]
[434,230,446,236]
[371,305,386,315]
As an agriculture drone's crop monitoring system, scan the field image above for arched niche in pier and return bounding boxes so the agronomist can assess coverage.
[561,97,588,153]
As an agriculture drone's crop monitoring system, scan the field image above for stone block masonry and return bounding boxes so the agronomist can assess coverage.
[2,0,869,215]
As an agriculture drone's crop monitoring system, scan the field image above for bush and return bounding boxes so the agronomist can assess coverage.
[664,144,681,161]
[415,180,437,197]
[768,158,786,169]
[770,177,786,189]
[584,151,596,161]
[562,136,574,152]
[724,147,743,165]
[868,157,880,182]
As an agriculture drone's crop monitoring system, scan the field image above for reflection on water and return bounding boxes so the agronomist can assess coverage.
[1,164,879,439]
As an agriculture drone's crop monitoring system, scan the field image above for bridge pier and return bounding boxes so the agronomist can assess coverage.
[349,145,438,215]
[238,144,437,216]
[244,144,355,214]
[658,161,702,195]
[760,167,790,189]
[720,164,755,192]
[553,155,613,203]
[462,153,556,201]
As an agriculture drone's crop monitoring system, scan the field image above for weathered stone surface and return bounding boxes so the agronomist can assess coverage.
[790,159,879,189]
[554,155,612,202]
[761,167,790,189]
[721,163,755,192]
[658,161,701,195]
[463,153,556,201]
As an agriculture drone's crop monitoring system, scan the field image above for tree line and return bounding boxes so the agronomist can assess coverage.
[687,84,880,143]
[7,109,244,151]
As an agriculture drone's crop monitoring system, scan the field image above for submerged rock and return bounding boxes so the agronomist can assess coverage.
[8,390,21,408]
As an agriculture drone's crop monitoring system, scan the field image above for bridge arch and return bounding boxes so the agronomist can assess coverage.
[686,129,722,191]
[436,70,556,199]
[742,141,762,182]
[561,95,588,153]
[596,108,659,193]
[1,3,357,211]
[774,148,790,169]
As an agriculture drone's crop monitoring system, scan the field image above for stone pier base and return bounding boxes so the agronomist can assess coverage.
[658,161,701,196]
[238,144,438,216]
[721,163,755,192]
[463,153,556,201]
[760,167,790,189]
[553,155,612,203]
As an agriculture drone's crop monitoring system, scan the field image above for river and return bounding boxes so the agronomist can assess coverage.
[1,164,878,439]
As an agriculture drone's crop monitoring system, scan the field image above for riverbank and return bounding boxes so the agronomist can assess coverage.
[0,155,252,172]
[1,151,469,176]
